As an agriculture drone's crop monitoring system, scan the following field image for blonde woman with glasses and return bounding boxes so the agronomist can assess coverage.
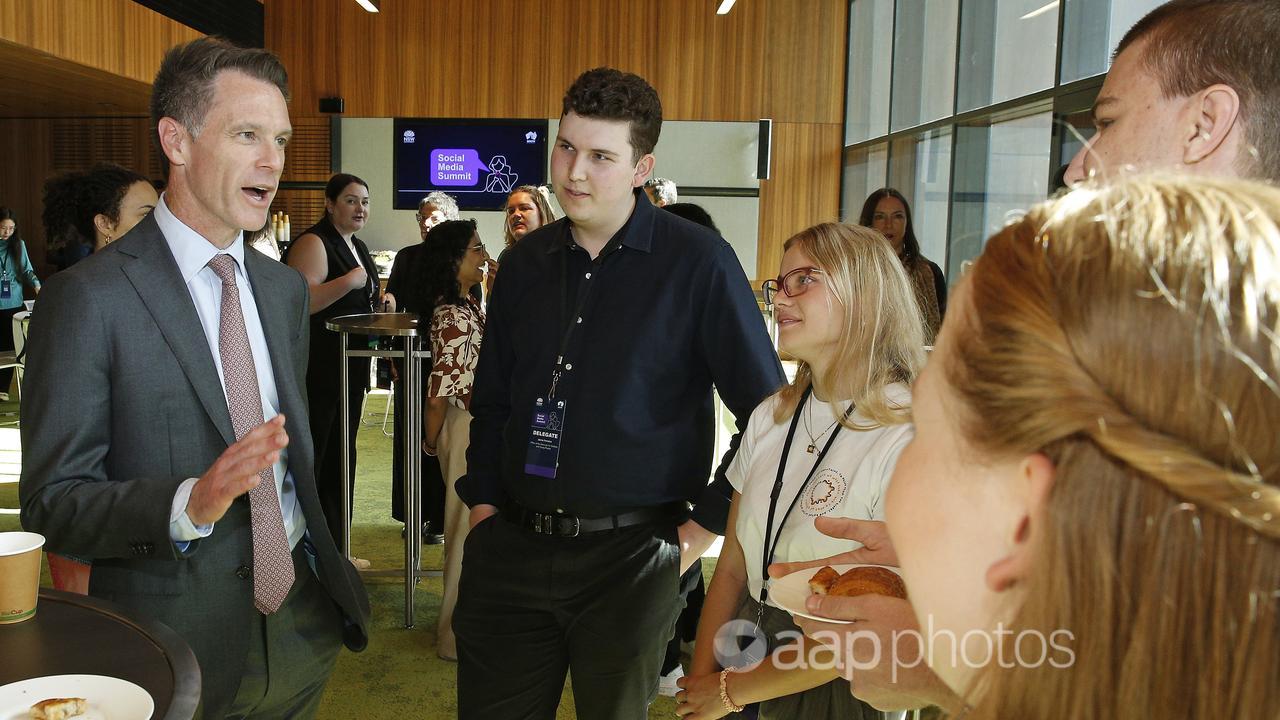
[676,222,925,719]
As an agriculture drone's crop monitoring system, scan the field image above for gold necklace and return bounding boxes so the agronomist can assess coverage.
[803,396,842,453]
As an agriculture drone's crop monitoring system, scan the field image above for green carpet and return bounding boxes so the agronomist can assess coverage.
[0,391,698,718]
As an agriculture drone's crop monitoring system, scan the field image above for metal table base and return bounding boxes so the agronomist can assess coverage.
[326,312,434,628]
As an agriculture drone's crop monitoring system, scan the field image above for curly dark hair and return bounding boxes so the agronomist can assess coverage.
[403,219,477,314]
[562,67,662,162]
[858,187,921,267]
[662,202,718,233]
[42,164,150,260]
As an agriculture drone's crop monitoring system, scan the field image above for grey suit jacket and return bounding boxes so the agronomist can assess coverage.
[19,215,370,710]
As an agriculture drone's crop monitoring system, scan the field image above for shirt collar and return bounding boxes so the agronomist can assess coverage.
[549,188,656,255]
[154,194,247,284]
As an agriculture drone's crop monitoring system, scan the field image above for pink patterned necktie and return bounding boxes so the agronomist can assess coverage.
[207,254,294,614]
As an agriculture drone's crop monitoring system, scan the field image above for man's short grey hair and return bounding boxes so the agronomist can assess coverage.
[644,177,678,205]
[420,191,460,220]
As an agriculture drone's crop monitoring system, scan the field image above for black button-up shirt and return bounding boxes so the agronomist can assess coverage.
[457,191,784,533]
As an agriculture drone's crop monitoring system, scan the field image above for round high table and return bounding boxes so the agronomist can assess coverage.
[325,312,433,628]
[0,589,201,719]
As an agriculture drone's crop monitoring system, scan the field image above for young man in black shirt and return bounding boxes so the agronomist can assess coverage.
[454,67,784,718]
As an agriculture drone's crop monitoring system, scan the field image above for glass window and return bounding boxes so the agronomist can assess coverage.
[1060,0,1166,83]
[887,128,953,267]
[957,0,1058,112]
[947,110,1054,282]
[889,0,958,132]
[845,0,894,144]
[841,143,889,223]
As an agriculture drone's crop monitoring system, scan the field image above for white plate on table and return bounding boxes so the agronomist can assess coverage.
[0,674,153,720]
[769,563,903,624]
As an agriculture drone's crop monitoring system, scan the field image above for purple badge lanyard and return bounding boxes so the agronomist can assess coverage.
[756,384,853,631]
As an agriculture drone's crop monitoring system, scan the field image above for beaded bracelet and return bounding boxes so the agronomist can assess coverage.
[719,668,745,713]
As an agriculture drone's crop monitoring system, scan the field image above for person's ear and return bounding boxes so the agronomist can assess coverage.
[632,153,656,188]
[1184,84,1241,165]
[985,452,1056,593]
[93,213,115,239]
[156,117,191,171]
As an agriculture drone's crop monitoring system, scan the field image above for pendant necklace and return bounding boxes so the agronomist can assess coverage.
[803,394,843,453]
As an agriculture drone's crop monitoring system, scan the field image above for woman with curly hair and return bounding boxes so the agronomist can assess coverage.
[406,218,490,660]
[42,163,157,271]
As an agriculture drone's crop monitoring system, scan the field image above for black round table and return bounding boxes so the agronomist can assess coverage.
[0,589,200,719]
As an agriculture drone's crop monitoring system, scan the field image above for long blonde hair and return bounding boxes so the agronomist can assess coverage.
[948,176,1280,719]
[773,222,925,428]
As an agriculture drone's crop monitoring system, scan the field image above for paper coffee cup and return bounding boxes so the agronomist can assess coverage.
[0,531,45,624]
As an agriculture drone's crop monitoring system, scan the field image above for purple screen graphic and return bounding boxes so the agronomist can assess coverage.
[430,149,489,186]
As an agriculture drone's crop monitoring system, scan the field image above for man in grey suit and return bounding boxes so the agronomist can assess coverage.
[19,38,369,719]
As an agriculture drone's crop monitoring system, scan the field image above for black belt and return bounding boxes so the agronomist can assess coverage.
[503,501,684,538]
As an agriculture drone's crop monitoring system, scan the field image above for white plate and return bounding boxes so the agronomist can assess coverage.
[769,562,903,624]
[0,675,153,720]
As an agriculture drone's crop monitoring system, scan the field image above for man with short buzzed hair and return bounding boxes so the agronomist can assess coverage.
[1065,0,1280,184]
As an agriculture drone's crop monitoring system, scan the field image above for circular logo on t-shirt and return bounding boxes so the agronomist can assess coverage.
[803,468,848,516]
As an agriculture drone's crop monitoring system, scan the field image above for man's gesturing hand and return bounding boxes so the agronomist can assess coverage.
[767,517,898,581]
[186,415,289,526]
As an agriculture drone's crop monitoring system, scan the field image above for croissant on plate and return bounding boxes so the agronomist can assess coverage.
[808,565,907,599]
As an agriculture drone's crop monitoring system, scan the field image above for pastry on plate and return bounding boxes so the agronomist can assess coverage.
[809,565,907,599]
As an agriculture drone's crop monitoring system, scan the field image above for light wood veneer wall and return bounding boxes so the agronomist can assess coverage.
[266,0,848,283]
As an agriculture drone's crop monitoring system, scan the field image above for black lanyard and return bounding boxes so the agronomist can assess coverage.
[758,385,852,612]
[548,237,607,399]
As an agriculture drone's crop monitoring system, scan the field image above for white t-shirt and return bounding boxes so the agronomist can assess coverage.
[728,384,913,603]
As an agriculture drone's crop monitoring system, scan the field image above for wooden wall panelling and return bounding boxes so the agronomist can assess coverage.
[755,122,842,283]
[0,119,53,274]
[650,0,766,122]
[0,116,160,276]
[0,0,202,86]
[269,188,326,242]
[281,116,332,183]
[761,0,848,125]
[267,0,849,124]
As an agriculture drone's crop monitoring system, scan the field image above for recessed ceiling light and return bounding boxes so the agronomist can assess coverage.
[355,0,380,12]
[716,0,737,15]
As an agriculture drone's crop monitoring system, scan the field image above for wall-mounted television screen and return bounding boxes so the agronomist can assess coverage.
[392,118,549,211]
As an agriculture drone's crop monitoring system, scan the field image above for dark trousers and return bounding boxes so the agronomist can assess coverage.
[662,559,706,674]
[389,358,445,530]
[454,515,684,720]
[0,305,17,389]
[309,356,368,550]
[207,545,344,719]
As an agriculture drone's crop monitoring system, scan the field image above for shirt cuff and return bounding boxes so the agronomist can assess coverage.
[169,477,215,544]
[691,477,733,536]
[454,473,507,510]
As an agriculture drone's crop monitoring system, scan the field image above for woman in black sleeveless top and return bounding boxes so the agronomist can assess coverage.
[285,173,381,566]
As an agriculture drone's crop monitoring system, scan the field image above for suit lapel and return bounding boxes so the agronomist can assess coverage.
[243,249,305,421]
[118,217,236,446]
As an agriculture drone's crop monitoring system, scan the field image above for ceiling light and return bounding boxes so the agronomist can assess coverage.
[716,0,737,15]
[355,0,380,12]
[1020,1,1058,20]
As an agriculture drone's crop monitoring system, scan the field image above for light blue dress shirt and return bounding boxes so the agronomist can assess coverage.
[155,196,307,550]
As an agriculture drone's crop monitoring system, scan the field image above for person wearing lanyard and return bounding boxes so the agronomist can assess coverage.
[675,223,925,719]
[454,67,784,718]
[0,208,40,400]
